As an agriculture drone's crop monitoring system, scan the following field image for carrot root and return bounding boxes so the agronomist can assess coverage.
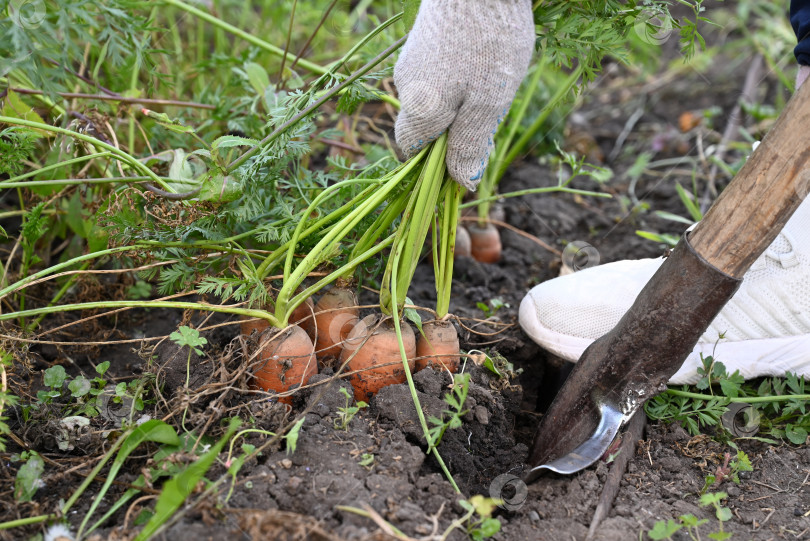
[415,319,460,373]
[313,287,360,361]
[468,222,502,263]
[342,314,416,402]
[253,325,318,405]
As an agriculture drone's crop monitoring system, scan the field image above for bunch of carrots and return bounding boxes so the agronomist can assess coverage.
[241,134,466,404]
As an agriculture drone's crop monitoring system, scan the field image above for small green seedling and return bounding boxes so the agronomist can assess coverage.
[359,453,374,469]
[13,450,45,502]
[25,361,137,421]
[428,373,470,450]
[647,514,709,540]
[700,450,753,495]
[476,298,509,318]
[334,387,367,430]
[457,495,502,541]
[127,280,153,299]
[169,325,207,389]
[647,492,732,541]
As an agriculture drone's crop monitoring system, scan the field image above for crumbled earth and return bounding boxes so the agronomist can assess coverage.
[5,9,810,541]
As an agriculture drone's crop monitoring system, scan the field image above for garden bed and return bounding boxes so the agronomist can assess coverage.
[3,2,810,540]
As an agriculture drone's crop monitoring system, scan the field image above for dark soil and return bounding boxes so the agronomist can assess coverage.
[4,10,810,541]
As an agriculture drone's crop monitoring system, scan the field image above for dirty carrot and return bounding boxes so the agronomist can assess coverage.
[342,314,416,402]
[253,325,318,405]
[415,319,461,373]
[312,285,360,361]
[467,222,502,263]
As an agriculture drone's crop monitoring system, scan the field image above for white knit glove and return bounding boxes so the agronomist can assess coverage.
[393,0,535,190]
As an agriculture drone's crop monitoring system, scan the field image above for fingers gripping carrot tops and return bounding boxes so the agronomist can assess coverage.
[393,0,535,189]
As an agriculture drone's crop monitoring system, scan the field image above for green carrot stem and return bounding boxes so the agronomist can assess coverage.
[325,11,402,78]
[228,35,406,173]
[25,261,91,333]
[380,134,447,314]
[0,177,163,189]
[0,117,171,191]
[435,182,462,318]
[0,301,279,327]
[283,179,384,279]
[0,246,138,301]
[345,176,416,272]
[390,243,459,493]
[664,389,810,404]
[496,64,584,181]
[1,152,112,185]
[275,177,399,317]
[285,234,396,325]
[501,56,548,159]
[458,185,611,209]
[275,150,426,320]
[255,180,388,280]
[475,57,550,224]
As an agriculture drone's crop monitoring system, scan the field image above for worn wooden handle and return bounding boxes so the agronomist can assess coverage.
[690,79,810,277]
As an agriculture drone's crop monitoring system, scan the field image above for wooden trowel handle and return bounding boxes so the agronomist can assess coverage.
[690,78,810,277]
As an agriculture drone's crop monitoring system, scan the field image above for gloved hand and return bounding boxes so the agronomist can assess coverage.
[393,0,535,190]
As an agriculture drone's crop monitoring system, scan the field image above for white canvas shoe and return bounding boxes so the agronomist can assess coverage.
[519,198,810,384]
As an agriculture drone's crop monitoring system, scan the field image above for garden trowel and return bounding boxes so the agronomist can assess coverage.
[525,78,810,482]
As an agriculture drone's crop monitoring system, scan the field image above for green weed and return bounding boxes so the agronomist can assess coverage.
[428,373,470,450]
[646,353,810,444]
[334,386,368,430]
[453,495,502,541]
[476,298,509,319]
[647,491,734,540]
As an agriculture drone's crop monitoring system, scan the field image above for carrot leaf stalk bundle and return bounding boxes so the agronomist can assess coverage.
[380,133,449,316]
[418,166,464,374]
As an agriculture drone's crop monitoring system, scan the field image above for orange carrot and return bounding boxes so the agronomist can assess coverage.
[342,314,416,402]
[289,296,316,338]
[415,319,460,373]
[253,325,318,404]
[240,313,270,338]
[468,222,501,263]
[313,286,359,360]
